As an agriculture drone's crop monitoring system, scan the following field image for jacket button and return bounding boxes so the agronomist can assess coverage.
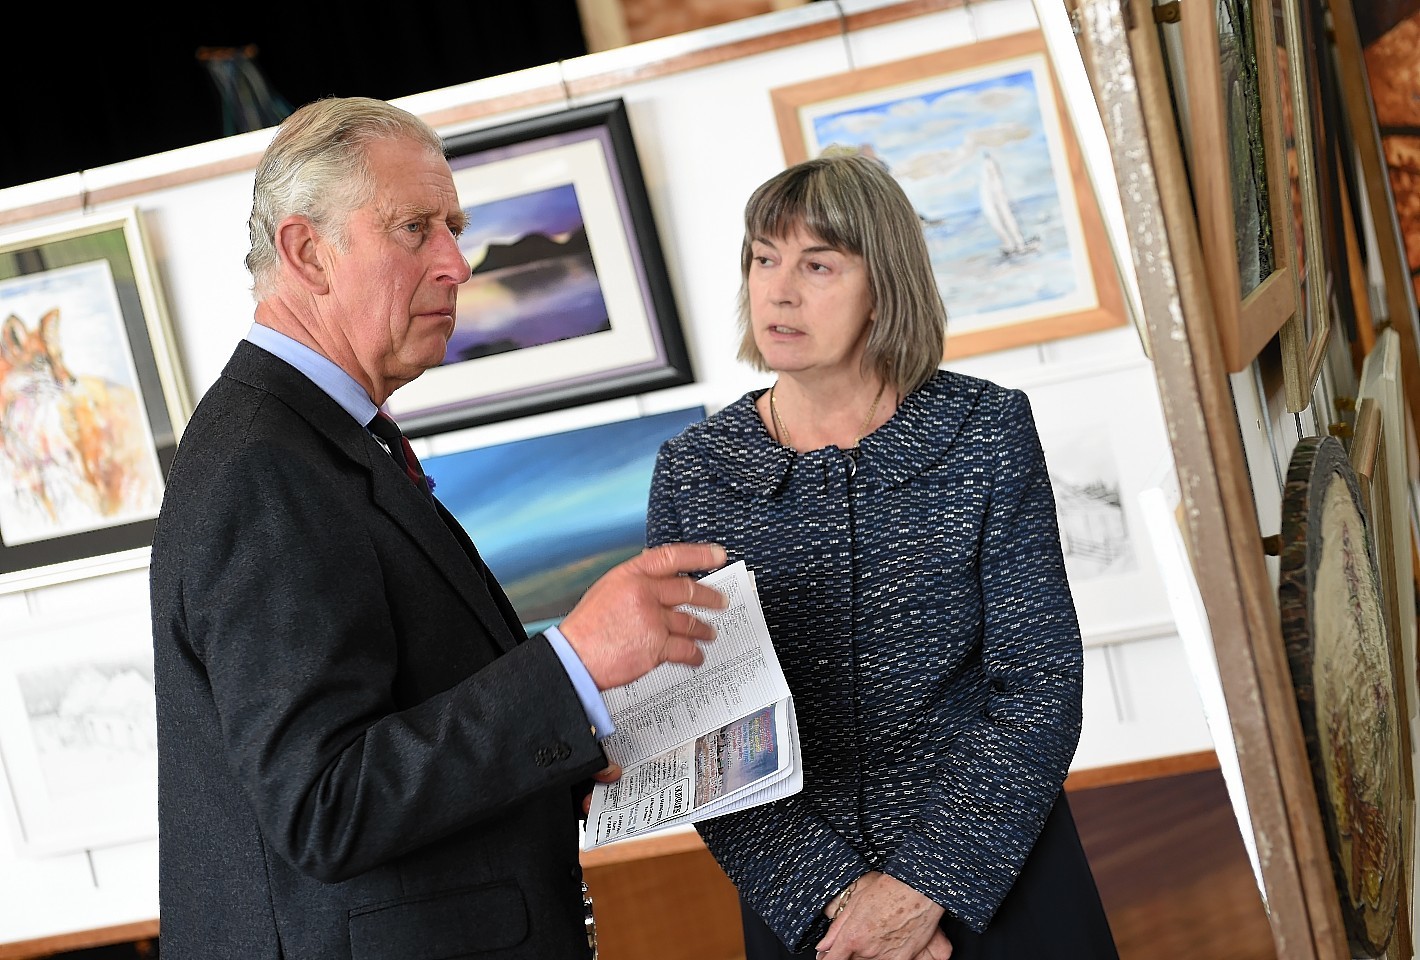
[535,747,554,766]
[555,742,571,760]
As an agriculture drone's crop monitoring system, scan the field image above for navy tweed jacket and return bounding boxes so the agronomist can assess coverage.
[646,369,1084,952]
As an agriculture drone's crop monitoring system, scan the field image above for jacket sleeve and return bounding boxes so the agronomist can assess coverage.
[879,387,1083,930]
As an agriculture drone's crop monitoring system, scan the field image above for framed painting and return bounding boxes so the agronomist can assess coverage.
[1278,435,1409,957]
[0,207,191,595]
[419,406,705,635]
[384,98,693,438]
[0,607,157,856]
[1169,0,1301,375]
[1325,0,1420,390]
[769,30,1126,360]
[997,358,1175,646]
[1072,0,1351,951]
[1268,0,1339,410]
[1356,328,1417,707]
[1348,395,1417,960]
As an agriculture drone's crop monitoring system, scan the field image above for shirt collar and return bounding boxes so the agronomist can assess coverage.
[245,322,378,426]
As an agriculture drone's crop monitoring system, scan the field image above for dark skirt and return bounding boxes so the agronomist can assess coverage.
[739,793,1119,960]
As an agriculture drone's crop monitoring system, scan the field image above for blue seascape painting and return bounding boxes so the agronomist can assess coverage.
[425,406,706,634]
[809,61,1086,328]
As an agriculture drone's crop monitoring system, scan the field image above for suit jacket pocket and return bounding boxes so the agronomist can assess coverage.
[349,881,528,959]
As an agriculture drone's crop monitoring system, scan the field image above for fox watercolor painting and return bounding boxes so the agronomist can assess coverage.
[0,260,164,547]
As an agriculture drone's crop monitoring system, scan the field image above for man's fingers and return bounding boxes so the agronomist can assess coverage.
[638,542,728,578]
[661,635,707,668]
[672,608,716,642]
[657,574,728,612]
[593,762,622,784]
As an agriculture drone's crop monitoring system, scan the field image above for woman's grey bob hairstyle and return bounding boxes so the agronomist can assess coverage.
[736,148,947,395]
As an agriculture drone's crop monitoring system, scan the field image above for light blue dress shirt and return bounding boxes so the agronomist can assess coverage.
[245,322,614,740]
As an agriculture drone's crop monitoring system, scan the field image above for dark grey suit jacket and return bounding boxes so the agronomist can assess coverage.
[150,341,606,959]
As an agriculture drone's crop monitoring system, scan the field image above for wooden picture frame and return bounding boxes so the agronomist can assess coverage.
[769,30,1126,360]
[1278,434,1410,957]
[1069,0,1350,953]
[383,99,694,439]
[1169,0,1300,374]
[1356,327,1418,708]
[1326,0,1420,431]
[0,207,191,595]
[1349,396,1417,960]
[1265,0,1335,411]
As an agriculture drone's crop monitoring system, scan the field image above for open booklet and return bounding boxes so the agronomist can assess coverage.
[582,560,802,849]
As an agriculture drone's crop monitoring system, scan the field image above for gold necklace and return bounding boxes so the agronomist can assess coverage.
[769,381,886,450]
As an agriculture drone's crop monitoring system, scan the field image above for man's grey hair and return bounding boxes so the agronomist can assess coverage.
[245,96,445,300]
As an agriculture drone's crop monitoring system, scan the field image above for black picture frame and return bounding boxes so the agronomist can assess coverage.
[0,207,190,594]
[385,98,693,438]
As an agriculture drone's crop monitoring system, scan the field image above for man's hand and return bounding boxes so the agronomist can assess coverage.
[814,871,951,960]
[581,762,623,817]
[559,543,728,690]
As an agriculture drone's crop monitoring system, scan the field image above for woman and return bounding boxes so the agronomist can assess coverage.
[646,152,1118,960]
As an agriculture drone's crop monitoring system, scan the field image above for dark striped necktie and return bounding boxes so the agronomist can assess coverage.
[368,410,432,496]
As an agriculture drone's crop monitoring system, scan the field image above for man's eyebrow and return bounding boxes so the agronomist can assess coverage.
[449,209,469,235]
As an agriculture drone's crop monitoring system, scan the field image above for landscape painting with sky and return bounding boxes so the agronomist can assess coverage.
[450,181,610,363]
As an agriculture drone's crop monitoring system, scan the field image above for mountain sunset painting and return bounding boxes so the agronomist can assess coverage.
[450,182,611,364]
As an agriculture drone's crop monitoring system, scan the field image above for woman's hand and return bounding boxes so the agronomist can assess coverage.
[814,871,952,960]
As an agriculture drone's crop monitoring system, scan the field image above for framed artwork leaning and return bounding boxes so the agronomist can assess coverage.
[769,30,1126,360]
[1167,0,1301,374]
[1278,434,1409,958]
[0,207,191,595]
[384,98,694,438]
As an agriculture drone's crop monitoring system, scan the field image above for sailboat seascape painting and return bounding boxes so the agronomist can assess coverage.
[805,61,1088,326]
[771,32,1125,358]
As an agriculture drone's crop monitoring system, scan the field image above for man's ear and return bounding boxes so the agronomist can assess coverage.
[275,216,329,294]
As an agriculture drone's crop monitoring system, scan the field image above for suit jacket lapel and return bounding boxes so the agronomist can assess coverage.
[366,452,523,654]
[225,342,523,653]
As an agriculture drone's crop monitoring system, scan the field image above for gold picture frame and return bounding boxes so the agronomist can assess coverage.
[768,30,1126,360]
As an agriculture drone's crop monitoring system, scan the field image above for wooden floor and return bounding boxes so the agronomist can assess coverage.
[30,764,1278,960]
[1071,766,1278,960]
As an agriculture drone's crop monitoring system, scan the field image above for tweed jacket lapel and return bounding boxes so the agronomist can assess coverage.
[225,342,521,653]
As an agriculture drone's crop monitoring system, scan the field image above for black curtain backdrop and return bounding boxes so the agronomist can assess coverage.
[1,4,587,190]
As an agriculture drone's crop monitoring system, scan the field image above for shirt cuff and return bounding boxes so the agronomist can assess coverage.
[544,623,615,740]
